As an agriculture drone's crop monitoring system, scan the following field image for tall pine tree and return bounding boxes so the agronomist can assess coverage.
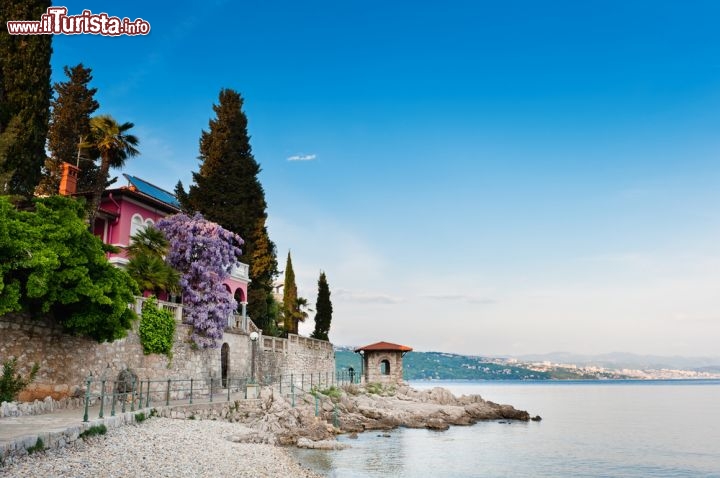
[36,64,100,196]
[282,251,299,335]
[311,271,333,341]
[0,0,52,198]
[182,89,278,332]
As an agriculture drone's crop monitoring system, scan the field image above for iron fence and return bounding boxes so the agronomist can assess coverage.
[81,369,360,422]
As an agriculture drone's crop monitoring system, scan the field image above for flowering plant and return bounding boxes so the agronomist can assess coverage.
[157,213,243,348]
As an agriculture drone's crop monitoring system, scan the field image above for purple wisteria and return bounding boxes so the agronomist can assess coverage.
[157,213,244,348]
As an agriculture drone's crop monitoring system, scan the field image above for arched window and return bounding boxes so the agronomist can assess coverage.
[144,218,155,229]
[380,359,390,375]
[129,214,144,242]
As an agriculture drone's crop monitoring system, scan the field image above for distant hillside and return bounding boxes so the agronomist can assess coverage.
[513,352,720,371]
[334,348,621,380]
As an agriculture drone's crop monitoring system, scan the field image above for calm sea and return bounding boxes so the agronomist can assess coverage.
[290,380,720,477]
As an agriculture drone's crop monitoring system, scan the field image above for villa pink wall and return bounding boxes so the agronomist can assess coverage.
[93,190,249,309]
[95,194,171,264]
[225,277,248,305]
[103,195,169,246]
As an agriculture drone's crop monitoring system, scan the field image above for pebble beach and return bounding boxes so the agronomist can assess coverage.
[0,418,323,478]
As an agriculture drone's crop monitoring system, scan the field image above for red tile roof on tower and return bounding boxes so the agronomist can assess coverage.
[354,341,413,352]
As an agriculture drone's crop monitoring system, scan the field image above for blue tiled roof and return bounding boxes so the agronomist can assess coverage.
[123,174,180,209]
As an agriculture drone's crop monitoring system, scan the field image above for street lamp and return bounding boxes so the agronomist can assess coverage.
[250,331,259,383]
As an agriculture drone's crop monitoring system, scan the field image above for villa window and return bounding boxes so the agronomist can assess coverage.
[129,214,144,242]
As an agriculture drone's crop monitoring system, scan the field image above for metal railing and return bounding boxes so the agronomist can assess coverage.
[81,375,255,422]
[82,370,360,423]
[262,372,354,427]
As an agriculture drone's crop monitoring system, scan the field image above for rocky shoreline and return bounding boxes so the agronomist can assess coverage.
[1,384,534,476]
[244,383,536,446]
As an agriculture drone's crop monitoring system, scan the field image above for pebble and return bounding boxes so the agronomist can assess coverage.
[0,418,323,477]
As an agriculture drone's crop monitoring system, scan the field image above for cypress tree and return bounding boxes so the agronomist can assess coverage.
[282,251,298,335]
[0,0,52,198]
[185,88,278,331]
[36,64,99,196]
[311,271,333,341]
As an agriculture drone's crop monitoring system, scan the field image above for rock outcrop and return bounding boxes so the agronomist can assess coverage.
[228,383,532,448]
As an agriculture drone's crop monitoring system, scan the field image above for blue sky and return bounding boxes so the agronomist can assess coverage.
[47,0,720,356]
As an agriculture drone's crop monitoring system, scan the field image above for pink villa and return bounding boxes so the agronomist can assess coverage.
[59,162,250,325]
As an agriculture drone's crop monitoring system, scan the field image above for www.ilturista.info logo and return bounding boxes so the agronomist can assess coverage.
[6,7,150,36]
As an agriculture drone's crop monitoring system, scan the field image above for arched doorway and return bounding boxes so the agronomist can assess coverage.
[221,343,230,387]
[380,359,390,376]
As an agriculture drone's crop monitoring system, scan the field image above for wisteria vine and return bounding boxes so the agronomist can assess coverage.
[157,213,244,348]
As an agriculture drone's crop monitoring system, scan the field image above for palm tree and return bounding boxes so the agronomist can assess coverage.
[127,226,170,258]
[126,226,180,297]
[86,115,139,225]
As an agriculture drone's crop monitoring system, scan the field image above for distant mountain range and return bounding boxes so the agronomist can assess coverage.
[511,352,720,371]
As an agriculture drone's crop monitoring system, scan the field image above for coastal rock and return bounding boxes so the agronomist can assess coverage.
[297,437,349,450]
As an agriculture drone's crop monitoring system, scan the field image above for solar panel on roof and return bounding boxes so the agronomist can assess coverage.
[123,174,180,208]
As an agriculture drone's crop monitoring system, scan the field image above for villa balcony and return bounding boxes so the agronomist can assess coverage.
[131,296,259,336]
[131,296,183,322]
[230,262,250,282]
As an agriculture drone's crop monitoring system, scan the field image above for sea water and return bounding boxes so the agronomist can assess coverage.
[290,380,720,477]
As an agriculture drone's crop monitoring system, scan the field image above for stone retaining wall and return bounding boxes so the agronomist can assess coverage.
[0,397,85,418]
[0,313,334,402]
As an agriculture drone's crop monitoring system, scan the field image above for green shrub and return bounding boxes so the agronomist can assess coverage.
[139,296,175,357]
[79,424,107,439]
[135,412,146,423]
[365,382,395,396]
[0,358,39,403]
[26,437,44,454]
[365,382,382,395]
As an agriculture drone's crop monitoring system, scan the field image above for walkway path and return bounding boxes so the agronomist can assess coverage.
[0,390,261,463]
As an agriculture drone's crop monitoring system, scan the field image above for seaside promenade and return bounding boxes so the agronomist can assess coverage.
[0,389,260,463]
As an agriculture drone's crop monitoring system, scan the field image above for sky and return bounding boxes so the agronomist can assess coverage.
[42,0,720,357]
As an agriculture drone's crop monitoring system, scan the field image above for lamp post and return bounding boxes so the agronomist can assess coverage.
[250,331,259,383]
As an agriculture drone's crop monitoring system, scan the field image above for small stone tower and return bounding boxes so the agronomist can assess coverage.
[354,341,413,384]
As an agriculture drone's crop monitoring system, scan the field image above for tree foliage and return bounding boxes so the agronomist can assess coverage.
[0,195,138,341]
[280,251,312,335]
[282,251,298,334]
[86,115,139,225]
[157,213,243,348]
[36,63,100,197]
[138,296,175,357]
[0,0,52,198]
[126,226,179,296]
[180,89,277,332]
[311,272,333,341]
[0,357,39,403]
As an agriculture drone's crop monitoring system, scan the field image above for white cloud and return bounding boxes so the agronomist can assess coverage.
[334,289,405,304]
[287,153,317,161]
[421,293,497,305]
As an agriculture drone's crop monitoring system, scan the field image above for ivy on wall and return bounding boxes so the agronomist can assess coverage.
[138,297,175,358]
